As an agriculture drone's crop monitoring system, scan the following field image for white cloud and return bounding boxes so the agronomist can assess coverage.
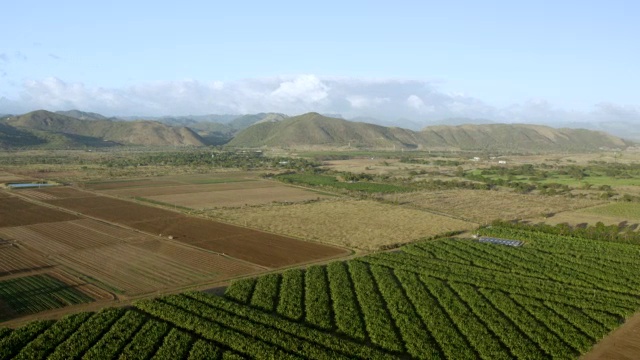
[406,95,426,110]
[347,95,389,109]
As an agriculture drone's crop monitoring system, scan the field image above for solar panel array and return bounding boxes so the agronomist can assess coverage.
[478,236,523,247]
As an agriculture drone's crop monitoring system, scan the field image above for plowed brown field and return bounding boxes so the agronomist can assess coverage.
[0,197,78,227]
[0,244,52,276]
[35,187,348,268]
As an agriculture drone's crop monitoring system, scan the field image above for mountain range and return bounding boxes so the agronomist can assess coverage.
[0,110,632,152]
[0,110,205,148]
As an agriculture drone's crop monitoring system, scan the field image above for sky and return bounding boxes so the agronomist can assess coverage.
[1,0,639,127]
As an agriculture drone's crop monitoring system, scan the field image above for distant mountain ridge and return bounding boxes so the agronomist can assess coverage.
[228,113,630,152]
[0,110,632,151]
[0,110,205,148]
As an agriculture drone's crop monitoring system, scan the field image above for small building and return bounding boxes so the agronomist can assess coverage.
[498,160,507,164]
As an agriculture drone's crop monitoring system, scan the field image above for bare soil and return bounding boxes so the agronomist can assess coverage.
[38,187,348,268]
[100,180,279,197]
[0,197,79,228]
[84,180,183,191]
[582,311,640,360]
[144,185,329,209]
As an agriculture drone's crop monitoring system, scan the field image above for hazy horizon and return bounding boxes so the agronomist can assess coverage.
[2,1,639,127]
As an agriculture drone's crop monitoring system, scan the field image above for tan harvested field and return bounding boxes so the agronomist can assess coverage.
[383,189,603,224]
[536,209,640,229]
[145,185,328,209]
[48,270,114,301]
[14,189,60,201]
[0,197,79,228]
[0,171,34,183]
[0,220,142,254]
[100,180,278,197]
[208,199,475,250]
[29,187,348,268]
[97,179,328,209]
[84,179,184,191]
[582,311,640,360]
[0,215,262,296]
[54,242,260,295]
[0,244,52,275]
[28,186,99,199]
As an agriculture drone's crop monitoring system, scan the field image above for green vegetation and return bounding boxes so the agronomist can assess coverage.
[487,219,640,244]
[579,202,640,219]
[466,162,640,197]
[276,173,412,193]
[4,227,640,359]
[103,150,319,170]
[228,112,629,151]
[0,274,94,320]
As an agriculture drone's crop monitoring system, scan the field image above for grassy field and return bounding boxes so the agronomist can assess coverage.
[384,189,602,223]
[3,228,640,358]
[578,202,640,219]
[208,199,475,250]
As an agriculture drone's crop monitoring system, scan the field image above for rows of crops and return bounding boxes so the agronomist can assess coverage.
[2,228,640,359]
[0,274,94,321]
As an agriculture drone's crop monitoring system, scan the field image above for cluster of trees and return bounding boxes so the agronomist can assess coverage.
[101,150,319,171]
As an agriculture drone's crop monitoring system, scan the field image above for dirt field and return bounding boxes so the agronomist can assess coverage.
[0,244,52,276]
[383,189,603,224]
[95,179,328,209]
[27,187,349,268]
[582,311,640,360]
[208,199,475,250]
[54,242,260,295]
[0,197,79,228]
[0,217,262,296]
[99,180,276,197]
[145,185,328,209]
[84,179,184,191]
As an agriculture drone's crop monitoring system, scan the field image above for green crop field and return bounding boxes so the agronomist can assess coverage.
[0,274,94,321]
[578,202,640,220]
[2,228,640,359]
[277,173,411,193]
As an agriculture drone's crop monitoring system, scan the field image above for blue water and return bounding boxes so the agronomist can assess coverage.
[7,183,55,189]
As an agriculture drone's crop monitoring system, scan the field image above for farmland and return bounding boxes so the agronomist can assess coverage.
[2,226,640,358]
[208,199,474,250]
[383,189,603,223]
[0,274,95,321]
[0,179,349,321]
[98,180,330,209]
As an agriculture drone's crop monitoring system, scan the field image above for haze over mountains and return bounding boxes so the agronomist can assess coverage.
[0,109,632,151]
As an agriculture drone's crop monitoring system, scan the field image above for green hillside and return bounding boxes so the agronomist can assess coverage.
[229,113,631,152]
[1,110,206,147]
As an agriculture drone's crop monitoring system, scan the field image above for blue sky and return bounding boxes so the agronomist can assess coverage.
[1,0,639,125]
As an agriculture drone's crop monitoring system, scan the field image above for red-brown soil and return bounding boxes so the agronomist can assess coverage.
[0,244,52,276]
[38,187,349,268]
[131,217,347,268]
[0,198,78,228]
